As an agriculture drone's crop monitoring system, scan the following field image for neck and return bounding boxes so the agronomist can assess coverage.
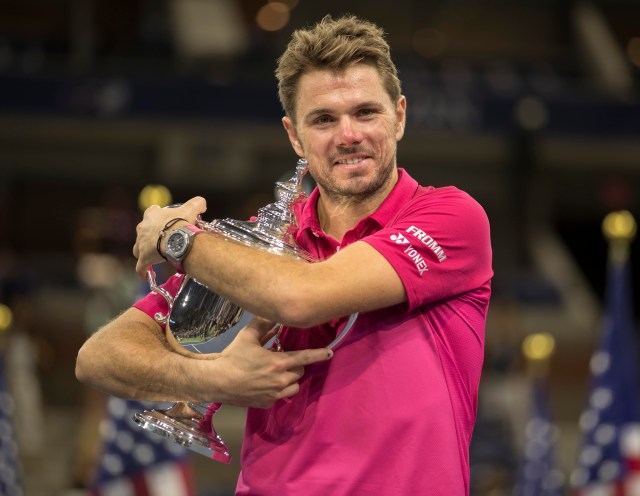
[317,170,398,241]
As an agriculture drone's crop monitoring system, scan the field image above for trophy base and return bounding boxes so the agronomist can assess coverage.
[133,403,232,464]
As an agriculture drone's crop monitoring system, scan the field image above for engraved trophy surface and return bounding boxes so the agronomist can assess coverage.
[133,159,357,463]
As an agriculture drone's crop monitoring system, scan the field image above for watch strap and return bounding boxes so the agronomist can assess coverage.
[182,224,203,235]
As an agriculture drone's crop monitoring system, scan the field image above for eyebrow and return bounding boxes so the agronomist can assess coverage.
[304,108,332,121]
[303,101,384,122]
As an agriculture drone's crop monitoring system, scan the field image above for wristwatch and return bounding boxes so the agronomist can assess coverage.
[164,224,203,272]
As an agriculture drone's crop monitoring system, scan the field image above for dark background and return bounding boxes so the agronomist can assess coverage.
[0,1,639,494]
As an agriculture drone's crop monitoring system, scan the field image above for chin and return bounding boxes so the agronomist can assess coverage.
[339,177,386,197]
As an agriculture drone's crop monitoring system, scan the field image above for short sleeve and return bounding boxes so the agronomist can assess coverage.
[132,273,185,326]
[363,187,492,310]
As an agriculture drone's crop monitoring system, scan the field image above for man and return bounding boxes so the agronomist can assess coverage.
[76,15,493,495]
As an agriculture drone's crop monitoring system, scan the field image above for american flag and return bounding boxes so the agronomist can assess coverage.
[514,376,565,496]
[91,397,196,496]
[0,353,22,496]
[570,253,640,495]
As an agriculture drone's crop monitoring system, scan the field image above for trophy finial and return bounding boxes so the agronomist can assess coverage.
[196,158,315,262]
[273,158,309,204]
[297,158,308,174]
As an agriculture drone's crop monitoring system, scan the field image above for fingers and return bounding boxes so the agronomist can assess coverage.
[130,198,206,276]
[259,326,281,346]
[216,330,333,407]
[238,318,334,365]
[273,382,301,403]
[134,258,148,279]
[283,347,333,367]
[141,197,205,227]
[240,317,278,341]
[183,196,207,220]
[256,369,303,407]
[143,203,161,219]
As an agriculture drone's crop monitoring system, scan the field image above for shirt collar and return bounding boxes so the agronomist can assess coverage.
[366,168,419,228]
[294,168,419,237]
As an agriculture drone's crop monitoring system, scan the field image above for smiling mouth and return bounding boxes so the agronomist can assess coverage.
[334,156,369,165]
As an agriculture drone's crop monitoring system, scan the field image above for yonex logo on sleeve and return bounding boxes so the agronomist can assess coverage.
[390,233,410,244]
[390,232,428,275]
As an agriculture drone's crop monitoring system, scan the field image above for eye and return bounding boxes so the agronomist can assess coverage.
[313,115,333,125]
[357,108,377,118]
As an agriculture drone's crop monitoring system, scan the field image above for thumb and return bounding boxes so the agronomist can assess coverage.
[185,196,207,218]
[238,317,278,341]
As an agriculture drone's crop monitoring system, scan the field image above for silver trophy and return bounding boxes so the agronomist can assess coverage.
[133,159,357,463]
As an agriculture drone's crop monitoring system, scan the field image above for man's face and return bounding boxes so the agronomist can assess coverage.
[283,64,406,204]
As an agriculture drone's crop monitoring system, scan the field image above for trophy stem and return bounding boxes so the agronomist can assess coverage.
[133,401,231,463]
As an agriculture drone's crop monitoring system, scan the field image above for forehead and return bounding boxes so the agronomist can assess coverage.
[294,64,391,115]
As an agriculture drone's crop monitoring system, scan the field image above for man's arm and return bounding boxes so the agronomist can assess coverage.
[183,237,406,328]
[133,198,407,328]
[75,307,333,407]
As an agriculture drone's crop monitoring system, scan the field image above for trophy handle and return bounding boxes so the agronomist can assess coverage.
[147,266,174,324]
[272,312,359,352]
[328,312,358,349]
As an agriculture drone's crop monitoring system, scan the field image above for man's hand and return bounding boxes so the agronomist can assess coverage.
[132,196,206,277]
[213,317,333,408]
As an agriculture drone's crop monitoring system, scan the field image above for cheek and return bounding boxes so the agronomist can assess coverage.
[371,120,397,142]
[298,132,329,157]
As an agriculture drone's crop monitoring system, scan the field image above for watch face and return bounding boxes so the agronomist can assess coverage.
[167,231,188,256]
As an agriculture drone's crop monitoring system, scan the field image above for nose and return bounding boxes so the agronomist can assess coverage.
[336,116,363,146]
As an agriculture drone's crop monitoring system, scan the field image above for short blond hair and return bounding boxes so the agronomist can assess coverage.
[276,15,402,120]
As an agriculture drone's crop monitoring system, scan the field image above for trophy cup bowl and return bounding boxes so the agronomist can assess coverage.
[133,160,358,463]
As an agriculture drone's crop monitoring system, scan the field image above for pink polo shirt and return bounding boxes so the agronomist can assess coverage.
[133,169,493,495]
[237,169,492,495]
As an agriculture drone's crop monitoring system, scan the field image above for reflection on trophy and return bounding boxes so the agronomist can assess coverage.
[133,159,357,463]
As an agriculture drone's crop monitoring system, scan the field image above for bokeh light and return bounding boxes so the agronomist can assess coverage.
[602,210,637,241]
[256,2,290,32]
[0,304,13,332]
[515,96,548,131]
[523,332,556,361]
[626,37,640,67]
[138,184,173,212]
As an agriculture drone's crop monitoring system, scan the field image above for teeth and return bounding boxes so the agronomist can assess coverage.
[337,157,365,165]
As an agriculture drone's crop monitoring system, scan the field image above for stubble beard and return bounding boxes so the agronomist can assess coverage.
[310,153,397,207]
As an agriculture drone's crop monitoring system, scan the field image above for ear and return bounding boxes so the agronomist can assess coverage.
[395,95,407,141]
[282,116,304,157]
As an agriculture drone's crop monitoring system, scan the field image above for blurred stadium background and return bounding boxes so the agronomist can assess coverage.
[0,0,639,495]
